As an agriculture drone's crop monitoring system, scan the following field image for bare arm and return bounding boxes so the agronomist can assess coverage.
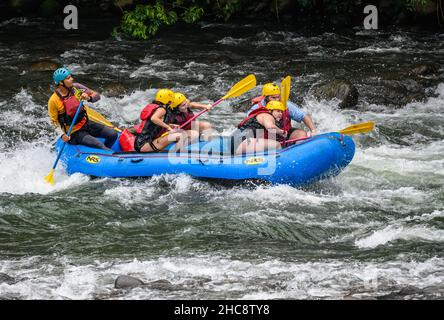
[74,83,100,102]
[257,114,286,135]
[302,115,317,133]
[150,108,173,131]
[189,101,212,110]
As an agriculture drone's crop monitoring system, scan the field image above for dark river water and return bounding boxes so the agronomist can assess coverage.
[0,17,443,299]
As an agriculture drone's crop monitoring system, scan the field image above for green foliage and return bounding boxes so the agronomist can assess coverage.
[115,1,210,39]
[116,3,178,40]
[406,0,432,10]
[113,0,441,40]
[182,6,205,23]
[297,0,314,8]
[215,0,242,22]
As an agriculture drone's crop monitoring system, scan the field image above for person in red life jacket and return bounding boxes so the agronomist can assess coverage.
[48,67,117,150]
[250,82,317,141]
[170,92,213,140]
[234,100,287,155]
[119,89,197,153]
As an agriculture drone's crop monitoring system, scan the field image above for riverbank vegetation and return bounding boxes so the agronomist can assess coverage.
[1,0,443,39]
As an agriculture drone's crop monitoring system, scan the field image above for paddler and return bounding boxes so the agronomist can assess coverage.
[119,89,198,153]
[48,67,117,150]
[250,82,317,141]
[233,100,287,154]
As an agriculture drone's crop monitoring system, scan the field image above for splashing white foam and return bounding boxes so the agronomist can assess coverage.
[355,225,444,248]
[0,143,89,195]
[1,255,443,299]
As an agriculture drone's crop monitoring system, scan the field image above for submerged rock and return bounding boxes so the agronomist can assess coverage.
[114,275,175,290]
[410,64,439,76]
[0,273,18,285]
[311,79,359,108]
[103,83,127,97]
[144,279,175,291]
[30,60,59,72]
[114,275,145,289]
[368,78,426,107]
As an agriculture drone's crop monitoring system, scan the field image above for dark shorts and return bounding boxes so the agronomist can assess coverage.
[228,129,255,154]
[134,135,161,153]
[70,121,118,150]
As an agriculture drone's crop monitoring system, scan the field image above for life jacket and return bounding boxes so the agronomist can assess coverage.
[238,107,286,141]
[238,107,270,131]
[281,109,291,133]
[119,103,171,152]
[170,108,194,130]
[55,87,88,131]
[251,96,292,133]
[133,103,161,134]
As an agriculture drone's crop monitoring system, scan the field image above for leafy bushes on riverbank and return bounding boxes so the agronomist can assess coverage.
[112,0,443,39]
[1,0,443,38]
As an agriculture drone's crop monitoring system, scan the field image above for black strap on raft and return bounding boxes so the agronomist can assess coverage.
[148,141,160,152]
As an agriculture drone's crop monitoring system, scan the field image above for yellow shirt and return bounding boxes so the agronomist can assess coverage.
[48,92,89,135]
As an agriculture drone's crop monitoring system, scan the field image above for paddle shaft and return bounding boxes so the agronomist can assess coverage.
[176,98,224,130]
[51,100,85,170]
[282,121,375,145]
[282,136,311,146]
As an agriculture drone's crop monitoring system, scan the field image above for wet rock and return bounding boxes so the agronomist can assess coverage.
[311,79,359,109]
[103,83,127,97]
[144,279,175,291]
[30,60,59,72]
[410,64,439,76]
[398,285,423,296]
[114,275,145,289]
[114,275,175,291]
[373,78,426,107]
[377,285,423,299]
[0,273,18,285]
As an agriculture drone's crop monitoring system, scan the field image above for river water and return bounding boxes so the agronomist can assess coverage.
[0,17,443,299]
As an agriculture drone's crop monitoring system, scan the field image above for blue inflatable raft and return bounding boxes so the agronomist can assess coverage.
[55,132,355,185]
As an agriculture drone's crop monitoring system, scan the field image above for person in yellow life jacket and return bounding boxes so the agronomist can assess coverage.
[119,89,198,153]
[250,82,317,141]
[170,92,213,140]
[47,67,117,150]
[234,100,286,155]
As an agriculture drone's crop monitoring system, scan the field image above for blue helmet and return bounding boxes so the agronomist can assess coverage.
[53,67,71,85]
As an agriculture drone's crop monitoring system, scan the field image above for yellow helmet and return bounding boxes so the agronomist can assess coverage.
[266,100,285,111]
[170,92,187,109]
[262,83,280,96]
[155,89,175,105]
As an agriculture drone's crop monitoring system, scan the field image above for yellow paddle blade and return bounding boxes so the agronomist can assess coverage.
[339,121,375,135]
[86,107,122,132]
[280,75,291,109]
[222,74,256,100]
[44,168,55,185]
